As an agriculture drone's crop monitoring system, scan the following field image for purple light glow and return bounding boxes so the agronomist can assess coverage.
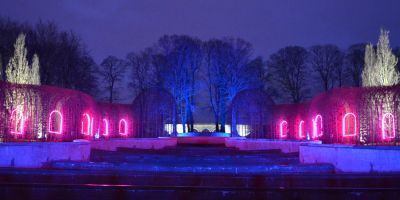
[10,106,24,135]
[82,113,91,136]
[119,119,128,136]
[298,120,305,139]
[342,112,356,137]
[382,113,396,140]
[102,118,109,136]
[280,120,288,138]
[48,110,63,134]
[312,114,323,138]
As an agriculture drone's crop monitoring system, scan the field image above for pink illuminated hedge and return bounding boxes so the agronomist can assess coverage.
[229,86,399,145]
[1,80,399,145]
[0,81,135,142]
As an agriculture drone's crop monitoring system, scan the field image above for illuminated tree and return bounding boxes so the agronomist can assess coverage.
[5,33,41,85]
[157,35,203,133]
[0,18,98,95]
[4,33,42,139]
[204,38,263,133]
[6,33,30,84]
[362,29,399,87]
[362,44,376,87]
[31,54,40,85]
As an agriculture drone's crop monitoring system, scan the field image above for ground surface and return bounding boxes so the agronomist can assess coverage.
[0,144,400,199]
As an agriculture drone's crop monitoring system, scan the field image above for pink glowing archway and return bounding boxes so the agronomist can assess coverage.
[382,113,396,139]
[312,114,323,138]
[90,117,94,136]
[342,112,356,137]
[10,106,24,135]
[280,120,288,138]
[48,110,63,134]
[119,119,128,136]
[298,120,305,138]
[81,113,91,135]
[102,118,109,136]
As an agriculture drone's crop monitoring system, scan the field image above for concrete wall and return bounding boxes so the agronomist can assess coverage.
[177,136,226,145]
[300,144,400,172]
[0,140,90,168]
[90,138,177,151]
[225,138,322,153]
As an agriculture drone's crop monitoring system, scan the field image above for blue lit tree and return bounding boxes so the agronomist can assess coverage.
[157,35,203,133]
[203,38,263,135]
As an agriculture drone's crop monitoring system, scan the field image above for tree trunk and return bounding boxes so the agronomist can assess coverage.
[214,114,219,132]
[109,82,114,103]
[220,114,226,133]
[181,105,186,133]
[139,95,144,138]
[172,104,177,136]
[188,109,194,132]
[231,105,238,137]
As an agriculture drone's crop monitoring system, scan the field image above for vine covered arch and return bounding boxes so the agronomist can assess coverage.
[229,89,275,138]
[132,88,176,138]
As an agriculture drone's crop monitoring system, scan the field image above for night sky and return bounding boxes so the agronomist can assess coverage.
[1,0,400,63]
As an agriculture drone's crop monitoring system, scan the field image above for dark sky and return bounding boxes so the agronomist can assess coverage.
[1,0,400,63]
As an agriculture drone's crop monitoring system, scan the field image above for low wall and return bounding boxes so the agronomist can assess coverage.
[225,138,322,153]
[300,144,400,172]
[90,138,177,151]
[177,136,226,145]
[0,140,90,168]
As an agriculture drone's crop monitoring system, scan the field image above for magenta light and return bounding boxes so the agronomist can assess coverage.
[90,117,94,136]
[119,119,128,136]
[342,112,356,137]
[48,110,63,134]
[382,113,396,139]
[280,120,288,138]
[312,114,323,138]
[299,120,305,138]
[10,106,24,135]
[81,113,91,135]
[102,118,109,136]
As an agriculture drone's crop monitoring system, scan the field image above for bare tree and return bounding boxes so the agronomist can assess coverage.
[127,48,160,96]
[309,44,343,91]
[127,48,161,136]
[98,56,126,103]
[333,52,345,87]
[345,44,366,87]
[267,46,308,103]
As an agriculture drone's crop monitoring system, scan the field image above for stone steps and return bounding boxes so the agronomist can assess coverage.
[50,161,333,174]
[49,144,334,174]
